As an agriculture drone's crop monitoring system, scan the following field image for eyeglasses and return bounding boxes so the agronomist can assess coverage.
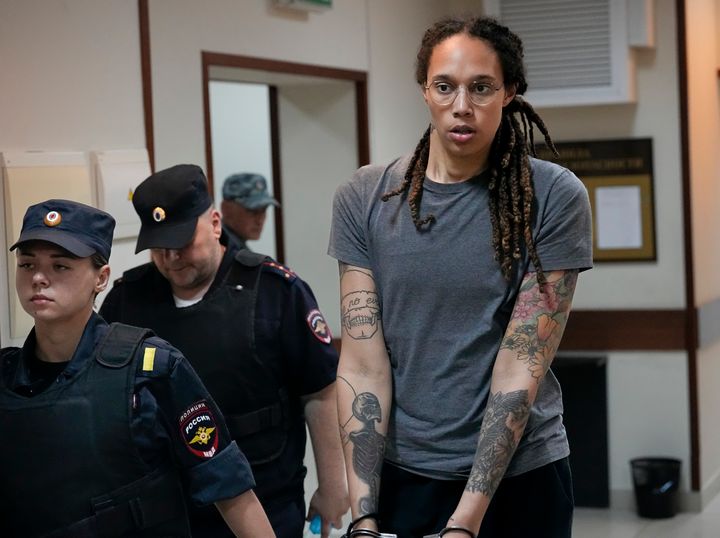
[423,80,504,107]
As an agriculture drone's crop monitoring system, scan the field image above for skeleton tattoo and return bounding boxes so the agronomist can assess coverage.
[339,376,385,515]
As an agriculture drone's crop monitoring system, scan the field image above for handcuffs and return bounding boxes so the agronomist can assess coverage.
[342,514,477,538]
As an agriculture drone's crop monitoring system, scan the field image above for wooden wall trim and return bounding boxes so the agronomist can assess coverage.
[138,0,154,172]
[675,0,699,492]
[560,309,689,351]
[268,86,285,265]
[202,51,367,81]
[334,309,696,353]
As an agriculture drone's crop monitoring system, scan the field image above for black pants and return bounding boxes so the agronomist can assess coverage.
[378,458,574,538]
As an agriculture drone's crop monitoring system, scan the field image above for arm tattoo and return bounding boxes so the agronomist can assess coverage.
[339,264,382,340]
[466,389,530,496]
[338,375,385,514]
[500,270,578,381]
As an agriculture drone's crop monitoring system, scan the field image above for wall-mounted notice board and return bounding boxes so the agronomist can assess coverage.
[536,138,656,262]
[1,151,94,340]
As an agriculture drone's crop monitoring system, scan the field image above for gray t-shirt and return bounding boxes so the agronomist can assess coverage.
[328,155,592,478]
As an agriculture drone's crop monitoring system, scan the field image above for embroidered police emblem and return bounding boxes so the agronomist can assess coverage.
[179,400,218,458]
[152,206,166,222]
[43,211,62,227]
[306,309,332,345]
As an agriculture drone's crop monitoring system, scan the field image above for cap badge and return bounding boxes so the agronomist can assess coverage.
[43,211,62,227]
[152,206,166,222]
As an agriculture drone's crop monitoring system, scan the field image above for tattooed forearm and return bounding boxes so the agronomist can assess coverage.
[501,270,578,381]
[338,375,386,514]
[341,290,381,339]
[338,263,382,340]
[466,389,530,496]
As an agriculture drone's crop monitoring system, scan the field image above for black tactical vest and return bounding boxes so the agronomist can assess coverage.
[0,323,189,538]
[114,250,297,466]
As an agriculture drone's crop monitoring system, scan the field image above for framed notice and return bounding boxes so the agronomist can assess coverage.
[536,138,656,262]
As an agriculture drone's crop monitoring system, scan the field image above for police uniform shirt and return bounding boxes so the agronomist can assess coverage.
[0,312,255,506]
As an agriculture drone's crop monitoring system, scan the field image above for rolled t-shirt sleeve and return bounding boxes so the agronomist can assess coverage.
[328,166,376,268]
[531,162,593,272]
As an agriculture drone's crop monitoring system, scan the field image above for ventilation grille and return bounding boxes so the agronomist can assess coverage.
[486,0,635,105]
[499,0,611,90]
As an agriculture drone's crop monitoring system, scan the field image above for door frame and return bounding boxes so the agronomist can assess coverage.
[202,52,369,264]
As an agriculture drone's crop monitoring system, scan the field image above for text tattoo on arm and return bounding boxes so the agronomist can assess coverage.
[466,389,530,496]
[500,270,578,381]
[338,376,385,515]
[339,264,382,340]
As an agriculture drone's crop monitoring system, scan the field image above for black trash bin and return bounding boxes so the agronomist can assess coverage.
[630,457,681,518]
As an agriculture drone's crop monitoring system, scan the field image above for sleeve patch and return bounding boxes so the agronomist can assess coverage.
[306,308,332,345]
[179,400,219,459]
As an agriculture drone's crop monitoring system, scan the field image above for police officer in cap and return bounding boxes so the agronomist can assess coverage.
[0,199,274,537]
[101,165,348,538]
[221,172,280,251]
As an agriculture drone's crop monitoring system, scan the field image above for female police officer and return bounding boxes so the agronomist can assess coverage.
[0,199,274,537]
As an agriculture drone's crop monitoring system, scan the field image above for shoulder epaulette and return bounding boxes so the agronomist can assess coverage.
[136,337,175,379]
[262,260,297,283]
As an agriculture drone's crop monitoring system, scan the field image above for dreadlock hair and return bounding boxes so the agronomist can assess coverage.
[381,16,557,286]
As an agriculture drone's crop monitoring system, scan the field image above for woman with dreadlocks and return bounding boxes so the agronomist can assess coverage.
[329,15,592,538]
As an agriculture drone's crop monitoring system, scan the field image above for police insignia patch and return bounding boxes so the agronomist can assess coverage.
[306,309,332,345]
[179,400,219,458]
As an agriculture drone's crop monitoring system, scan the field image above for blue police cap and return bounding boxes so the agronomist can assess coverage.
[132,164,213,253]
[10,199,115,261]
[222,173,279,210]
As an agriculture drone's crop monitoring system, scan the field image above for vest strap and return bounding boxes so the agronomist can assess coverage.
[96,323,152,368]
[42,468,185,538]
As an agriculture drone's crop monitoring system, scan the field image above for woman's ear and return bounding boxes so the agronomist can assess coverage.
[503,84,517,107]
[421,84,430,106]
[95,265,111,293]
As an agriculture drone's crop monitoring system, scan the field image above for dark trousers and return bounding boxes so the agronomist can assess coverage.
[378,458,574,538]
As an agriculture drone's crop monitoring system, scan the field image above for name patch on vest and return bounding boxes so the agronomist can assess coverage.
[179,400,219,458]
[306,308,332,345]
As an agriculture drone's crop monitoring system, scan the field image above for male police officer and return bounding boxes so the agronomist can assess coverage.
[101,164,348,538]
[221,172,279,250]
